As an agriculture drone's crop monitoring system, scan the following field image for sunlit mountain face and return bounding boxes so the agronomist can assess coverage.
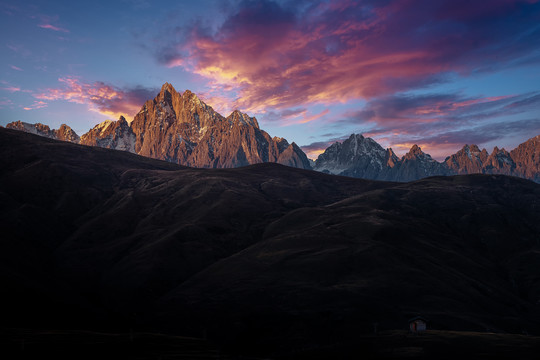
[1,0,539,160]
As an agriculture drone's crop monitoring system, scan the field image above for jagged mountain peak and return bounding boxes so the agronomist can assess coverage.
[409,144,422,153]
[55,123,80,142]
[349,133,364,140]
[80,116,136,153]
[227,109,260,129]
[404,144,431,160]
[457,144,485,157]
[96,119,113,128]
[344,133,386,155]
[181,89,202,103]
[490,146,511,158]
[313,133,387,176]
[128,85,310,169]
[161,82,176,92]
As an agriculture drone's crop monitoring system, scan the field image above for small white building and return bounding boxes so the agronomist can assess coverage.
[409,316,427,333]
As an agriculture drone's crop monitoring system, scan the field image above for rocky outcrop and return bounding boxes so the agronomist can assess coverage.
[55,124,80,143]
[483,146,514,175]
[80,116,136,152]
[510,135,540,182]
[445,144,489,174]
[6,121,79,143]
[389,145,450,182]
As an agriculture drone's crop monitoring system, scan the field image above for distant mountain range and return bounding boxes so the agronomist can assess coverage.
[6,83,540,182]
[314,134,540,182]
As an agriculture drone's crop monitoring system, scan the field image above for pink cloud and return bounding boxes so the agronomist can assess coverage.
[33,77,157,119]
[23,100,47,111]
[156,0,540,116]
[0,98,14,108]
[30,13,70,33]
[9,65,23,71]
[38,23,69,33]
[1,86,21,93]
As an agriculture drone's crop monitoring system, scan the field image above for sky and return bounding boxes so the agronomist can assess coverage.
[1,0,540,160]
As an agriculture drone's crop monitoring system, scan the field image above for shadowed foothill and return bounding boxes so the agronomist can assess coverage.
[2,128,540,359]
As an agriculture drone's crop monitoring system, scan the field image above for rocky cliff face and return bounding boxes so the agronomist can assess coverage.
[80,116,136,152]
[55,124,80,143]
[483,147,514,175]
[389,144,450,182]
[511,135,540,182]
[6,83,311,170]
[6,121,80,143]
[445,144,489,174]
[313,134,540,182]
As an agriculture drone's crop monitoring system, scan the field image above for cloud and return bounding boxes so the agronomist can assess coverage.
[33,14,70,33]
[38,23,69,33]
[9,65,23,71]
[6,43,32,58]
[1,86,21,93]
[33,77,158,119]
[341,92,526,128]
[154,0,540,113]
[420,118,540,147]
[0,98,14,108]
[23,100,47,111]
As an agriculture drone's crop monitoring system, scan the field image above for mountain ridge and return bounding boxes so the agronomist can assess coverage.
[7,83,310,170]
[314,134,540,182]
[5,83,540,181]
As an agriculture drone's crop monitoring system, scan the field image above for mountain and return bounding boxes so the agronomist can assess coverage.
[511,135,540,182]
[445,144,489,174]
[80,116,136,152]
[6,83,311,170]
[314,134,540,182]
[6,120,80,143]
[391,144,450,181]
[130,83,310,168]
[2,127,540,358]
[315,134,396,180]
